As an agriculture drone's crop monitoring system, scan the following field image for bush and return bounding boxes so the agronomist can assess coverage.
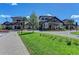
[0,25,2,30]
[73,39,79,46]
[67,41,71,45]
[65,39,72,45]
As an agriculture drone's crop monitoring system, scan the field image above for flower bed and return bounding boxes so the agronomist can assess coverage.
[0,30,9,32]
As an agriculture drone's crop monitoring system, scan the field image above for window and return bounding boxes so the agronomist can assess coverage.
[42,18,44,20]
[45,17,48,20]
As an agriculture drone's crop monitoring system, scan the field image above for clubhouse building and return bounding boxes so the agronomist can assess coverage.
[2,15,77,30]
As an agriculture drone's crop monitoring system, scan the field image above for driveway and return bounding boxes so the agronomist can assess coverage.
[0,31,29,55]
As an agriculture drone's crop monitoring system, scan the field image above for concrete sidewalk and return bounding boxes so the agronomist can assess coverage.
[0,31,29,55]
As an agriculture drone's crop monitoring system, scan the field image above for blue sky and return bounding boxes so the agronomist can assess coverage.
[0,3,79,24]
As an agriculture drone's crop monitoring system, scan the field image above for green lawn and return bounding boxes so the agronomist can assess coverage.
[71,32,79,35]
[18,32,79,55]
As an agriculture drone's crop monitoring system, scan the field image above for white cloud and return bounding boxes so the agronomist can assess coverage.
[11,3,18,6]
[0,15,11,18]
[71,15,79,18]
[26,16,30,19]
[45,14,52,16]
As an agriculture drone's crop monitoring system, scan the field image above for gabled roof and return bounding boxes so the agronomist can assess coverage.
[39,16,64,24]
[11,16,26,21]
[53,16,64,23]
[2,21,12,25]
[39,16,55,19]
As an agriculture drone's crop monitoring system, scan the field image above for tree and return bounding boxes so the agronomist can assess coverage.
[67,19,74,24]
[22,17,27,29]
[29,12,39,32]
[67,19,75,30]
[20,17,26,34]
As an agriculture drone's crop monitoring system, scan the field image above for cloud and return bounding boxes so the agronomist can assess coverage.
[46,14,52,16]
[26,16,30,19]
[0,15,11,18]
[11,3,18,6]
[71,15,79,18]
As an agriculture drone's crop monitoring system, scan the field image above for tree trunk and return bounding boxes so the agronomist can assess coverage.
[32,25,34,33]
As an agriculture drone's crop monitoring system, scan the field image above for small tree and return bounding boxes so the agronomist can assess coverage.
[20,22,23,34]
[30,12,39,32]
[20,17,26,34]
[67,19,75,30]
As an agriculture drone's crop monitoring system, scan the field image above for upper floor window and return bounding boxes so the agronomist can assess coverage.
[40,17,45,20]
[45,17,48,20]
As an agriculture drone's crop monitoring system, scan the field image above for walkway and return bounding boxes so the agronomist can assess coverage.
[0,31,29,55]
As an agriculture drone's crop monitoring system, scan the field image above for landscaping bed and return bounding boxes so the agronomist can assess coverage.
[0,30,9,32]
[18,32,79,55]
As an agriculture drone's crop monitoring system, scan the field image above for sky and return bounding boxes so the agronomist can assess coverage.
[0,3,79,24]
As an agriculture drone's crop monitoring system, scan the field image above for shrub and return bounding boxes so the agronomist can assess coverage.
[67,41,71,45]
[65,39,72,45]
[73,39,79,46]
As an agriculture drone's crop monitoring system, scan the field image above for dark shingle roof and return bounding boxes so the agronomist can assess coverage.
[2,21,12,25]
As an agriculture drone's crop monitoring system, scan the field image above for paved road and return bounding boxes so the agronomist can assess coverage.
[0,31,29,55]
[37,30,79,39]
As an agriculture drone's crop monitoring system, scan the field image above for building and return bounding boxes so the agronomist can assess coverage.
[63,19,76,30]
[2,16,29,30]
[2,21,12,30]
[11,16,25,30]
[39,16,64,30]
[2,15,78,31]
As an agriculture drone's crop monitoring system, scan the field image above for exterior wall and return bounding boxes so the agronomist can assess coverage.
[77,26,79,30]
[11,17,26,30]
[44,22,49,29]
[2,25,6,29]
[39,16,64,30]
[2,25,12,30]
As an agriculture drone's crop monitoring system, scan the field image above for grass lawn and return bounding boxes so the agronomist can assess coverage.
[71,32,79,35]
[18,32,79,55]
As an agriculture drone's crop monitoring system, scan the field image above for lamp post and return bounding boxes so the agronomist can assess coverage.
[75,19,78,32]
